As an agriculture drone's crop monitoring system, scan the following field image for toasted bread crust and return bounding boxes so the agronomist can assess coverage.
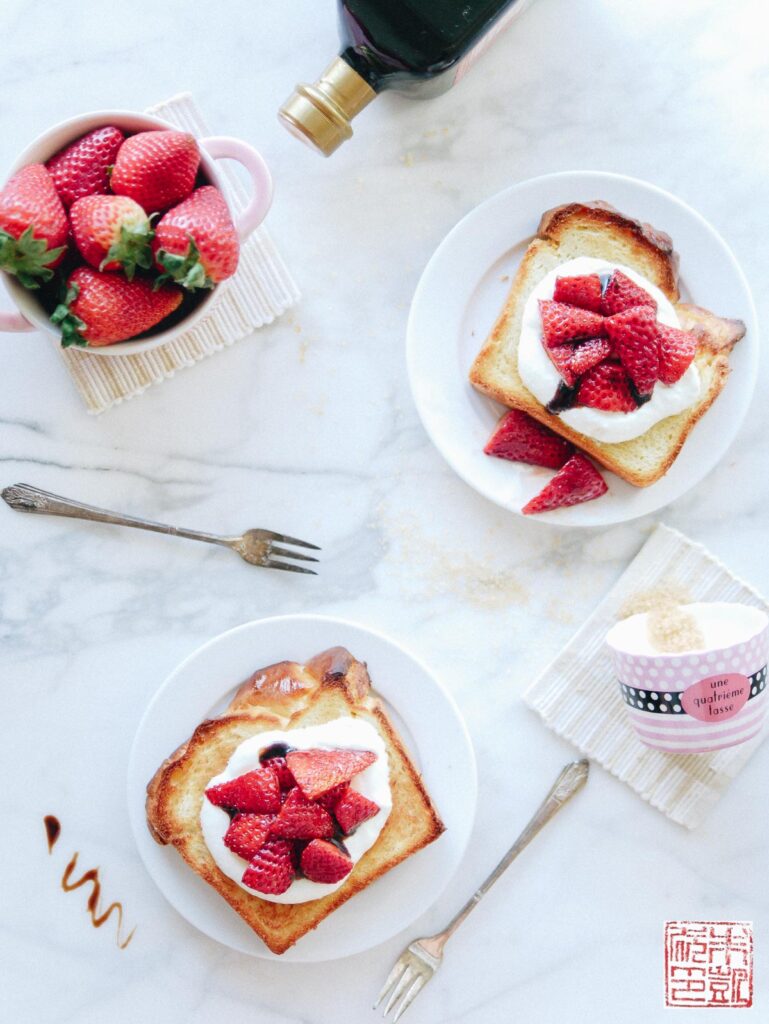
[469,202,745,487]
[537,201,680,298]
[146,647,445,955]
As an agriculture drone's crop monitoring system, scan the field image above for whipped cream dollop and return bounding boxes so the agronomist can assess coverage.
[607,602,768,657]
[201,716,392,905]
[517,257,701,443]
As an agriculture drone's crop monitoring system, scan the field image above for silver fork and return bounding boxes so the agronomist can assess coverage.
[1,483,320,574]
[375,758,589,1022]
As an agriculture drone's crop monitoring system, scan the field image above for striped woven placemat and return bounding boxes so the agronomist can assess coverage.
[58,93,299,413]
[524,523,768,828]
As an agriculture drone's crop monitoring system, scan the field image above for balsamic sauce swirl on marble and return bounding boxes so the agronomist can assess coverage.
[44,815,136,949]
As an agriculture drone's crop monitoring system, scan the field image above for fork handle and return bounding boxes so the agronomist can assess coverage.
[427,759,589,956]
[1,483,229,547]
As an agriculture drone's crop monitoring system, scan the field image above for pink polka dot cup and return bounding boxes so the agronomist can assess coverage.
[606,603,769,754]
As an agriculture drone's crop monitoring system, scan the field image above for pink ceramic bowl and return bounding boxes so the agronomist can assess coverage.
[606,603,769,754]
[0,109,273,356]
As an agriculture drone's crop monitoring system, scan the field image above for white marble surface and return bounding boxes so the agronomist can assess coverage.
[0,0,766,1020]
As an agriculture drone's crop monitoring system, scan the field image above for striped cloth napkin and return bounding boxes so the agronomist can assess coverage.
[58,93,299,414]
[524,524,769,828]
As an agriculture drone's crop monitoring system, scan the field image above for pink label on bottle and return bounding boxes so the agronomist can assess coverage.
[681,673,750,723]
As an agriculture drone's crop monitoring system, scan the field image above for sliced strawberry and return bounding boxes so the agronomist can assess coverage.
[242,839,295,895]
[546,337,613,388]
[522,454,608,515]
[223,813,274,861]
[272,758,296,790]
[484,409,574,469]
[657,324,698,384]
[605,305,659,399]
[271,787,335,840]
[300,839,353,884]
[601,270,656,316]
[576,361,638,413]
[205,766,281,814]
[569,337,614,378]
[539,300,605,347]
[553,274,603,313]
[546,343,579,387]
[286,748,377,800]
[333,790,380,835]
[316,782,349,810]
[260,754,295,790]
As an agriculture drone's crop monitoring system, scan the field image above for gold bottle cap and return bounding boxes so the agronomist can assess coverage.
[279,57,376,157]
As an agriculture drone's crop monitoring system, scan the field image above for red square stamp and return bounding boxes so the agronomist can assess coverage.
[665,921,753,1008]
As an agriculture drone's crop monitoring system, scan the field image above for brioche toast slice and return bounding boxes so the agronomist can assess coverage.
[469,202,746,487]
[146,647,445,955]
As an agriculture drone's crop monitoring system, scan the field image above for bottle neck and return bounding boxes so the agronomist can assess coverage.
[279,57,377,157]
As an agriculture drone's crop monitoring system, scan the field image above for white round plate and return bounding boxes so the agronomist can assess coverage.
[407,171,758,526]
[127,615,476,962]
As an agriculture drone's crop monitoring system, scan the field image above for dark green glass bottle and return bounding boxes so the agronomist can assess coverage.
[280,0,533,155]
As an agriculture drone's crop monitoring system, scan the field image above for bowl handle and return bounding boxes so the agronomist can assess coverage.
[0,308,35,333]
[198,136,273,241]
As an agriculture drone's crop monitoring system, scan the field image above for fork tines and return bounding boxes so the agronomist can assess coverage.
[375,951,431,1022]
[263,531,320,574]
[264,537,320,575]
[265,558,318,575]
[261,529,321,551]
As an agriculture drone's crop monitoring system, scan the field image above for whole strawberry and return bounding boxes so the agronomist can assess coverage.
[70,195,153,279]
[153,186,239,291]
[46,126,125,207]
[0,164,67,288]
[50,267,182,347]
[111,130,200,213]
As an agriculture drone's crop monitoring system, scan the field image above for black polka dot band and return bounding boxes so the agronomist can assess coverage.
[619,665,767,714]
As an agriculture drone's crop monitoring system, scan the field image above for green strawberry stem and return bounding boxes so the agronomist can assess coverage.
[155,236,213,292]
[50,283,88,348]
[0,226,65,290]
[101,221,155,281]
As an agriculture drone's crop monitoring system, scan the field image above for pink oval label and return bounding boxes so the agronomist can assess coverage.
[681,673,750,723]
